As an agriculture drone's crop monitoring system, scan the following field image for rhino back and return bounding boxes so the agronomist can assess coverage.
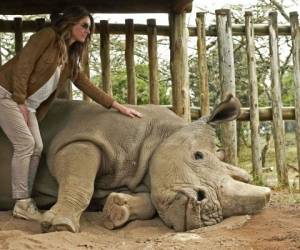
[39,100,186,196]
[0,100,186,209]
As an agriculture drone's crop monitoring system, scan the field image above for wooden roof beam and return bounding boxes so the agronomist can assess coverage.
[0,0,193,15]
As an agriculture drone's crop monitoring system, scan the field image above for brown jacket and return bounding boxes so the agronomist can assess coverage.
[0,27,114,121]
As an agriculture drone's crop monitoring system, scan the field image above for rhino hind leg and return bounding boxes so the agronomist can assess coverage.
[103,192,155,229]
[41,141,101,233]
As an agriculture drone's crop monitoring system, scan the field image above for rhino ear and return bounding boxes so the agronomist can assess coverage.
[207,93,241,125]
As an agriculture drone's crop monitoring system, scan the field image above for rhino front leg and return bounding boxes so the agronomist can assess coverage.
[41,141,101,233]
[103,192,155,229]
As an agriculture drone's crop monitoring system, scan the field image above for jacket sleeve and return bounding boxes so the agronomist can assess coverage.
[73,71,115,109]
[11,27,56,104]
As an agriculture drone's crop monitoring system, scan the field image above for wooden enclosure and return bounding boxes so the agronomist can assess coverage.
[0,5,300,188]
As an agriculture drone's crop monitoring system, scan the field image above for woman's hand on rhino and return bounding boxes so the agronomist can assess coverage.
[112,101,142,118]
[119,106,142,118]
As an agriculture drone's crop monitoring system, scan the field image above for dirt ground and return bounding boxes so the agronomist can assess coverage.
[0,190,299,250]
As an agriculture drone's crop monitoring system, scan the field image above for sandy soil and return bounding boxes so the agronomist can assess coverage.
[0,191,300,250]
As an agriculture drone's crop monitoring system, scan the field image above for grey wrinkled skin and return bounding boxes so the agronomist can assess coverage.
[150,95,270,231]
[0,94,270,232]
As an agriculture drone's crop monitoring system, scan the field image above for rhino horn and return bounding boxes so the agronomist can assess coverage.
[208,93,241,125]
[219,177,271,218]
[221,161,251,183]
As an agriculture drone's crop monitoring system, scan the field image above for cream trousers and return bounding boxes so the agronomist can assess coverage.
[0,86,43,199]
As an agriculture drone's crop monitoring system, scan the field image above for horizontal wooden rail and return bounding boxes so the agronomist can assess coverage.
[0,19,294,37]
[202,24,292,36]
[188,106,296,121]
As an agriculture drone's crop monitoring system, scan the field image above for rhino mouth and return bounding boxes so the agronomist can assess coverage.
[165,175,270,232]
[176,187,223,231]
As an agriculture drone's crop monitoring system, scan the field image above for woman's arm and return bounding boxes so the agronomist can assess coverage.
[73,71,142,118]
[73,71,114,108]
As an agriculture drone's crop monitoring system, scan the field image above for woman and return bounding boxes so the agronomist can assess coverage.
[0,6,141,221]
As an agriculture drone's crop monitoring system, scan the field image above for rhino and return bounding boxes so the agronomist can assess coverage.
[0,94,270,232]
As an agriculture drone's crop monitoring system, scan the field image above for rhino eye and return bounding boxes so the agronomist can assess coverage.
[197,190,206,201]
[194,151,204,160]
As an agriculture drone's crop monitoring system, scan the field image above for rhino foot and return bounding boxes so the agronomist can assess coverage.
[102,193,130,229]
[40,210,79,233]
[40,210,56,233]
[50,217,79,233]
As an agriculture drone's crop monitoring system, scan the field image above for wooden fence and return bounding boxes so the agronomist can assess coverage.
[0,9,300,188]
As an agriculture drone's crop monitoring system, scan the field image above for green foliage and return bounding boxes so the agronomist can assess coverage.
[110,67,151,105]
[281,68,295,106]
[88,34,171,105]
[93,62,171,105]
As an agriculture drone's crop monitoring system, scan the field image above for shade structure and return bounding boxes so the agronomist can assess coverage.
[0,0,193,14]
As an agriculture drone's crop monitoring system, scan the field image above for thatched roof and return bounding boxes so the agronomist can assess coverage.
[0,0,194,15]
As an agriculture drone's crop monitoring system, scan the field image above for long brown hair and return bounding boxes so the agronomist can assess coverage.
[51,6,95,79]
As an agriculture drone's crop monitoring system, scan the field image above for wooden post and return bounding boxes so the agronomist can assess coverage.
[100,20,112,96]
[290,11,300,189]
[14,17,23,53]
[147,19,159,104]
[196,12,209,116]
[169,12,190,121]
[125,19,136,104]
[215,9,237,165]
[269,12,288,187]
[35,18,45,31]
[245,11,263,183]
